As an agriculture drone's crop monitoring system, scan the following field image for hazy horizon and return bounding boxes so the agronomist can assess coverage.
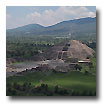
[7,16,96,30]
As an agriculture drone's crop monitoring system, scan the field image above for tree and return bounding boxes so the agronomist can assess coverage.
[84,70,89,75]
[13,82,19,89]
[89,62,93,69]
[75,64,82,71]
[54,85,59,93]
[45,84,48,91]
[71,90,76,96]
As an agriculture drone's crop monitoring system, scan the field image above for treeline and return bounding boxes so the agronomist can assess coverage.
[6,35,96,59]
[7,43,53,58]
[82,41,96,50]
[86,42,96,50]
[6,82,96,96]
[6,36,67,58]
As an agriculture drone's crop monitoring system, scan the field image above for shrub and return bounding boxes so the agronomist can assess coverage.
[84,70,89,75]
[54,85,59,93]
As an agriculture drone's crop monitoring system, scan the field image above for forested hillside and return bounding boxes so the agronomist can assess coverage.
[7,17,96,36]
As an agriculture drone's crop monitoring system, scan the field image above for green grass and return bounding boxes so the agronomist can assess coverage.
[90,57,96,73]
[7,71,96,93]
[11,62,25,65]
[80,57,96,74]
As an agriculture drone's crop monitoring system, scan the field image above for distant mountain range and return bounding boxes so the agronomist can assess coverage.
[6,17,96,36]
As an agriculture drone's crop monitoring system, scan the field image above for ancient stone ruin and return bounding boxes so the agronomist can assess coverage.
[6,40,95,76]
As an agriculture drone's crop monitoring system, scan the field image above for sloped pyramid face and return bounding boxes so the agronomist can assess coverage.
[64,40,94,60]
[42,40,94,61]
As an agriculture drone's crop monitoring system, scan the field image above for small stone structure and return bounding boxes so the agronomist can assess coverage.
[65,58,78,63]
[78,59,91,65]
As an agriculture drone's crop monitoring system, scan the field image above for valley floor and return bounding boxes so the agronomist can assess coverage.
[6,70,96,96]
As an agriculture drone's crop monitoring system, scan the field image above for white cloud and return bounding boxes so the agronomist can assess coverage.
[6,14,12,19]
[7,6,96,29]
[6,14,28,29]
[26,6,96,26]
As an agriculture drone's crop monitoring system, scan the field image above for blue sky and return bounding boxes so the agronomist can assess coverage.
[6,6,96,29]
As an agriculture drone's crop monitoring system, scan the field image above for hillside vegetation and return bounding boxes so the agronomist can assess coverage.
[7,17,96,36]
